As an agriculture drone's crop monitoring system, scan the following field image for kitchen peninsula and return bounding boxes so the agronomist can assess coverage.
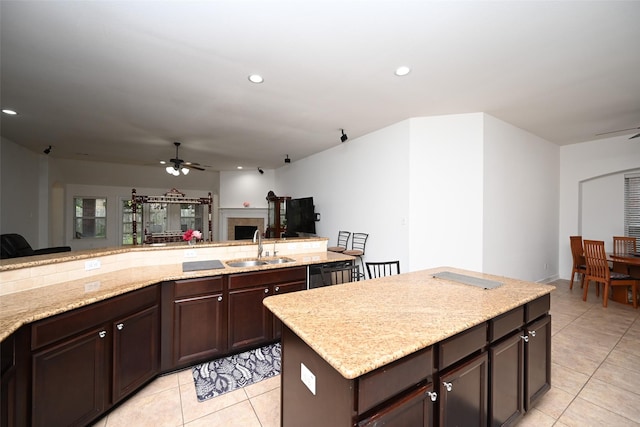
[0,237,353,426]
[264,267,555,427]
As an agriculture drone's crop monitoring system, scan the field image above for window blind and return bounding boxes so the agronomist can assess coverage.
[624,173,640,240]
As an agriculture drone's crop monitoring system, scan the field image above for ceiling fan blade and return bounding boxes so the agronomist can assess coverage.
[596,126,640,136]
[188,165,206,171]
[630,133,640,140]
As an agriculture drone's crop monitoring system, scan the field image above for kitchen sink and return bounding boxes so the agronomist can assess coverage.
[264,257,295,264]
[226,259,268,268]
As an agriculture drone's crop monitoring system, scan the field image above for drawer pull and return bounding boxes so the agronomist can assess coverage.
[520,335,529,343]
[275,286,280,292]
[217,296,223,302]
[427,391,438,402]
[99,331,107,338]
[529,330,536,337]
[443,381,452,392]
[116,323,124,330]
[264,288,269,294]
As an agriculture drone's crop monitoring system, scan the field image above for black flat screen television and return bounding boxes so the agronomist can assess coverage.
[285,197,316,236]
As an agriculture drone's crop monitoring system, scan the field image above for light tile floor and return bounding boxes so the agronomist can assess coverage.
[93,279,640,426]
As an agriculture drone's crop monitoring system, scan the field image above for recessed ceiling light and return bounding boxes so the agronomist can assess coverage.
[248,74,264,84]
[394,66,411,76]
[2,109,18,115]
[237,166,243,170]
[160,160,167,165]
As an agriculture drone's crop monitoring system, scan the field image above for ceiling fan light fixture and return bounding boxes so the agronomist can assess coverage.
[181,167,190,175]
[165,166,174,174]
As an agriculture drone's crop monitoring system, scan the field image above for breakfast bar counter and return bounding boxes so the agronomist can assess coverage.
[264,266,555,426]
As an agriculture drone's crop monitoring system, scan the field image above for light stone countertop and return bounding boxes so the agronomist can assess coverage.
[0,250,352,341]
[263,266,556,379]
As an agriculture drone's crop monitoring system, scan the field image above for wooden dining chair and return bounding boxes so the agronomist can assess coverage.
[319,263,360,286]
[327,231,351,253]
[569,236,587,290]
[613,236,637,255]
[366,261,400,279]
[583,239,639,308]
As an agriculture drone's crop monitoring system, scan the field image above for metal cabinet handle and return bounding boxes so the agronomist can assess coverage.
[443,382,452,392]
[529,330,536,337]
[275,286,280,292]
[264,288,269,294]
[520,335,529,343]
[99,330,107,338]
[217,296,223,302]
[427,391,438,402]
[116,323,124,330]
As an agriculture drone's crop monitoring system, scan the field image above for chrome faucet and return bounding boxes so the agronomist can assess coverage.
[253,229,263,259]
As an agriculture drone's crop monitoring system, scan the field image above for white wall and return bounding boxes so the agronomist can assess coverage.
[0,138,42,246]
[408,114,484,272]
[219,169,276,209]
[483,114,559,282]
[559,136,640,279]
[277,120,412,270]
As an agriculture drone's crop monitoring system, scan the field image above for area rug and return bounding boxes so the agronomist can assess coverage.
[192,342,281,402]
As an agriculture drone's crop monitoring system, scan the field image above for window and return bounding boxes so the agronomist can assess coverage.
[122,199,143,245]
[74,197,106,239]
[624,173,640,240]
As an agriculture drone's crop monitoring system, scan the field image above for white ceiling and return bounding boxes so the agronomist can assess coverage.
[1,1,639,172]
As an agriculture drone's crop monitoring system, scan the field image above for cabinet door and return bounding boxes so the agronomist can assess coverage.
[228,286,271,351]
[112,305,160,403]
[439,352,488,427]
[272,281,306,339]
[32,327,108,427]
[489,333,524,427]
[525,315,551,411]
[173,293,226,367]
[358,383,434,427]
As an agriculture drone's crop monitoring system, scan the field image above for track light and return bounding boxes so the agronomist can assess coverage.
[284,155,291,164]
[43,145,52,154]
[258,167,264,174]
[340,129,348,143]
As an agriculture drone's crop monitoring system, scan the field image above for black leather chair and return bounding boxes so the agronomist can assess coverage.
[0,233,71,259]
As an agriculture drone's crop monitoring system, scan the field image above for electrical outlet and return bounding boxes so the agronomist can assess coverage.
[300,363,316,395]
[84,259,101,271]
[184,250,197,258]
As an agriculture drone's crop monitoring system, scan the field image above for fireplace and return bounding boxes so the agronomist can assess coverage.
[235,225,258,240]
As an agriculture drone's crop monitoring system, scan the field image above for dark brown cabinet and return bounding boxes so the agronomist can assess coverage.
[30,286,159,427]
[489,333,524,427]
[266,194,290,238]
[439,352,489,427]
[161,276,226,370]
[525,314,551,410]
[358,383,435,427]
[32,326,108,427]
[228,267,306,351]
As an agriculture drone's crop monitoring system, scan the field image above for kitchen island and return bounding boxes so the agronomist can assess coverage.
[264,267,555,427]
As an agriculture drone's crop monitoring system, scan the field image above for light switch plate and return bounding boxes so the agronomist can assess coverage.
[300,363,316,395]
[184,249,197,258]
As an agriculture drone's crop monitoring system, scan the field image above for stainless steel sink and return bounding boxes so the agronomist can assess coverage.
[226,260,268,267]
[264,257,295,264]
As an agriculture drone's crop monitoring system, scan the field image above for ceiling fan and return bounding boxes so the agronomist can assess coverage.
[162,142,206,176]
[595,126,640,140]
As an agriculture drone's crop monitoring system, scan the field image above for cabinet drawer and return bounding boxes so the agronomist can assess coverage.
[32,285,159,350]
[525,294,550,323]
[489,306,524,343]
[439,323,487,370]
[228,267,306,290]
[174,276,224,299]
[358,346,433,414]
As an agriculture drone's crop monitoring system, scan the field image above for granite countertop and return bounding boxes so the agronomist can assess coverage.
[0,250,351,341]
[263,266,555,380]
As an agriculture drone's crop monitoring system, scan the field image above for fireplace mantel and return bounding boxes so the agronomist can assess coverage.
[219,208,268,241]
